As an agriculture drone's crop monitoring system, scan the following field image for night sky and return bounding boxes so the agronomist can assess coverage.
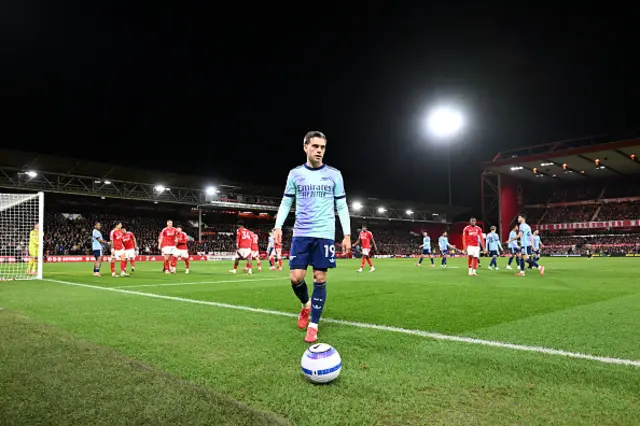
[2,6,638,213]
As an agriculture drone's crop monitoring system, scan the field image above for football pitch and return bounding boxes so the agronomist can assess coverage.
[2,258,640,425]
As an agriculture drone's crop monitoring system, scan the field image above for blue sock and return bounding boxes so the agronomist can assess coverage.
[430,257,434,265]
[310,282,327,325]
[508,255,514,265]
[93,267,98,273]
[517,257,523,270]
[418,257,424,264]
[529,258,540,268]
[490,257,496,267]
[292,280,310,305]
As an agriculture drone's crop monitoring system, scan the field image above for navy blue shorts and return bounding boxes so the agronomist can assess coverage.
[490,250,499,257]
[510,247,519,255]
[533,249,540,256]
[92,249,102,260]
[440,250,448,256]
[522,246,533,256]
[422,249,431,255]
[289,237,336,271]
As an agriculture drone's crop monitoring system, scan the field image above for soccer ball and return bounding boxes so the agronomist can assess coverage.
[301,343,342,384]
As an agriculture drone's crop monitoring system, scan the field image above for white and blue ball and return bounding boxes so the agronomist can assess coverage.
[301,343,342,384]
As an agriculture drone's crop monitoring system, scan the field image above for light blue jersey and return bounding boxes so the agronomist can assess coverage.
[508,231,519,248]
[275,164,351,240]
[519,223,533,247]
[92,229,103,251]
[422,236,431,249]
[533,235,541,250]
[438,236,449,251]
[267,235,274,250]
[486,232,501,251]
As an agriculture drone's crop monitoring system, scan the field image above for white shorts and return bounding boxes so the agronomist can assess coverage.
[274,248,282,257]
[467,246,480,258]
[236,248,251,260]
[125,249,136,259]
[162,246,176,256]
[112,249,125,260]
[175,249,189,259]
[361,248,371,257]
[251,250,260,259]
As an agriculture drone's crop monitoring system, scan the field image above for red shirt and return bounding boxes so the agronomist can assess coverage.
[110,229,124,250]
[251,232,259,251]
[176,231,188,250]
[122,231,135,250]
[359,230,374,249]
[237,228,252,249]
[463,225,484,248]
[160,227,177,248]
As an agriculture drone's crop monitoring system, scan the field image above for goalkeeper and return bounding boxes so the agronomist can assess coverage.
[28,223,40,275]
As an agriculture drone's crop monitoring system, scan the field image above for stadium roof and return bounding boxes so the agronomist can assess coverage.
[482,133,640,183]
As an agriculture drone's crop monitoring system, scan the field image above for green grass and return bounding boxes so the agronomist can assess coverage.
[2,257,640,425]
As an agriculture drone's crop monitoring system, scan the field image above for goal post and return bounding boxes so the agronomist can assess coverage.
[0,192,45,281]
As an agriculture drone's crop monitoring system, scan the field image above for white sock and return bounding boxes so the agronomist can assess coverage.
[308,322,318,330]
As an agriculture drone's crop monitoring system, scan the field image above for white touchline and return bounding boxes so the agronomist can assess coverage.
[113,277,287,289]
[45,279,640,368]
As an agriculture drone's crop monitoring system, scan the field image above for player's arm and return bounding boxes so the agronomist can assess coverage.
[462,229,468,251]
[274,171,296,239]
[506,231,523,244]
[333,171,351,252]
[352,238,361,247]
[133,235,138,249]
[371,234,378,252]
[157,231,163,250]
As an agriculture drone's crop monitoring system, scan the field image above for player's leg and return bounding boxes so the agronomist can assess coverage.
[119,253,128,276]
[304,238,336,342]
[255,253,262,271]
[230,253,241,273]
[130,252,136,272]
[183,253,190,273]
[430,253,434,266]
[359,254,366,271]
[93,251,102,276]
[110,252,117,276]
[366,255,373,269]
[417,253,424,266]
[163,252,170,272]
[289,237,311,329]
[27,247,36,274]
[467,250,474,275]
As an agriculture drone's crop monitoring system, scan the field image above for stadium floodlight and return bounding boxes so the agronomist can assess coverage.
[154,185,165,192]
[205,186,218,195]
[541,162,554,166]
[377,207,386,213]
[25,171,37,178]
[424,105,465,206]
[352,201,363,211]
[510,166,523,171]
[406,209,414,215]
[103,180,111,185]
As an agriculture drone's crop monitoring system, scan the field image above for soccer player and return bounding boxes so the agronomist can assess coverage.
[92,222,108,276]
[486,226,503,270]
[530,229,544,267]
[353,225,376,272]
[506,224,519,270]
[267,230,277,270]
[273,227,283,271]
[121,227,138,273]
[273,130,351,343]
[27,223,40,275]
[438,231,455,268]
[158,220,177,273]
[174,225,191,274]
[230,221,253,274]
[109,221,127,277]
[462,218,485,276]
[248,230,262,272]
[506,214,545,276]
[417,231,435,267]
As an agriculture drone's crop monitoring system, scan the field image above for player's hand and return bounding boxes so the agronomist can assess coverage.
[273,227,282,241]
[342,236,351,254]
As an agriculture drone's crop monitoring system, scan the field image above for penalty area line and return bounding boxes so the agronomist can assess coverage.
[44,278,640,368]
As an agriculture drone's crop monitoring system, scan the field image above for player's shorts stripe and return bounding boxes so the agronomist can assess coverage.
[334,195,346,200]
[283,193,295,198]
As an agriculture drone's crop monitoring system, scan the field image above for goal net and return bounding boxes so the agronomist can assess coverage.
[0,192,44,281]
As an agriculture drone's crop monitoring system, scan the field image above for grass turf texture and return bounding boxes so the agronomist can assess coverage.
[1,257,639,425]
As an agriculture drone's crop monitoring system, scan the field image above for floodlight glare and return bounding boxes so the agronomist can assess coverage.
[205,186,217,195]
[426,107,464,138]
[154,185,165,192]
[26,171,37,178]
[352,201,363,211]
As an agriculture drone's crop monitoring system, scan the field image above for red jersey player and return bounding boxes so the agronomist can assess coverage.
[173,225,190,274]
[462,217,486,276]
[245,230,262,272]
[121,227,137,273]
[158,220,177,273]
[273,228,283,271]
[109,221,127,277]
[352,225,377,272]
[230,221,253,274]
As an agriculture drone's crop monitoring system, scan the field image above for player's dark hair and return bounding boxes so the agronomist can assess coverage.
[303,131,327,145]
[470,217,476,221]
[115,221,122,226]
[176,224,182,229]
[237,220,245,227]
[519,213,527,220]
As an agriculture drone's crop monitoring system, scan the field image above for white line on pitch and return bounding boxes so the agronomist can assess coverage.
[112,277,287,289]
[45,279,640,368]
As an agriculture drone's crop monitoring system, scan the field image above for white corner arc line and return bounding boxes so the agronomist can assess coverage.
[44,279,640,368]
[113,277,287,289]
